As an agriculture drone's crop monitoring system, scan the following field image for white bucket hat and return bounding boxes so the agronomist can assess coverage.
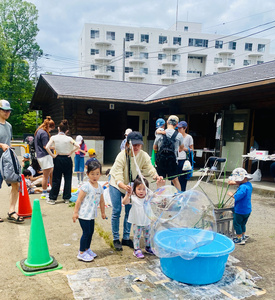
[75,135,83,144]
[229,168,252,182]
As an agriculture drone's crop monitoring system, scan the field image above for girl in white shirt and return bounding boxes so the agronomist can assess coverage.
[122,176,154,259]
[73,161,106,262]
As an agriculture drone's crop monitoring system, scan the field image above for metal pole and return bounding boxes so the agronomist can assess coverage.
[122,38,125,81]
[176,0,179,31]
[33,51,39,128]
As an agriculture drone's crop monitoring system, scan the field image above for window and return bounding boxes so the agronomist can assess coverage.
[90,65,97,71]
[126,51,133,58]
[90,30,99,39]
[258,44,265,52]
[228,41,236,50]
[140,68,148,74]
[243,60,251,66]
[257,60,264,64]
[125,33,134,41]
[214,57,222,64]
[189,56,204,63]
[187,70,202,76]
[228,59,235,65]
[184,26,188,32]
[158,53,166,60]
[141,34,149,43]
[172,54,180,61]
[125,67,133,73]
[140,52,148,59]
[106,31,115,40]
[106,66,115,72]
[172,70,180,76]
[173,37,181,45]
[90,49,99,55]
[189,38,208,47]
[215,40,223,49]
[106,50,115,56]
[159,36,167,44]
[245,43,253,51]
[157,69,165,75]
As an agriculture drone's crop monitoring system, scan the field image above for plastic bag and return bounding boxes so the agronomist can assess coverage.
[250,169,262,182]
[182,160,192,171]
[151,149,156,167]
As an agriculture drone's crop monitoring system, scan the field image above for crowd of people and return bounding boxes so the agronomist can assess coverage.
[0,100,253,262]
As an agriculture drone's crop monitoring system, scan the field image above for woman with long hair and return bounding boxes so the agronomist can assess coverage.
[45,119,79,205]
[34,116,55,199]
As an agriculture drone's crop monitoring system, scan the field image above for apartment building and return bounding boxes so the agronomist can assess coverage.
[79,21,274,84]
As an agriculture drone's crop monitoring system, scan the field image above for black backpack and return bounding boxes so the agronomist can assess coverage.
[156,131,178,170]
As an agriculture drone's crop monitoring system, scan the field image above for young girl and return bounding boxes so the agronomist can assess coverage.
[74,135,87,185]
[122,176,154,259]
[73,161,106,262]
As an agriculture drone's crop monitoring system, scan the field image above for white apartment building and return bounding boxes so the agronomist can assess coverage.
[79,22,274,84]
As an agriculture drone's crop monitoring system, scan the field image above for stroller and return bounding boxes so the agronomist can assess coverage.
[25,135,36,161]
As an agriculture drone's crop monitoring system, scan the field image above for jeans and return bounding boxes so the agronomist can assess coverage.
[233,212,250,235]
[79,218,95,252]
[109,185,131,241]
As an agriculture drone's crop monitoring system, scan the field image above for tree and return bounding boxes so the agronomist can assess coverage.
[23,111,42,133]
[0,0,42,134]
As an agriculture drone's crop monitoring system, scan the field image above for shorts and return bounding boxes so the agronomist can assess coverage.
[156,160,178,179]
[74,155,85,173]
[37,155,54,170]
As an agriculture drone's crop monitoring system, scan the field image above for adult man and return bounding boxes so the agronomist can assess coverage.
[0,99,24,223]
[153,115,184,191]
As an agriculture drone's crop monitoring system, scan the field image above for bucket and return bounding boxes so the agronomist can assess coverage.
[154,228,235,285]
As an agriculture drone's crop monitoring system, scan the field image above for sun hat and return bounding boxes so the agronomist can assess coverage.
[75,135,83,144]
[127,131,144,145]
[229,167,252,182]
[156,118,165,128]
[124,128,132,136]
[178,121,188,128]
[88,148,96,155]
[0,99,13,111]
[23,153,31,159]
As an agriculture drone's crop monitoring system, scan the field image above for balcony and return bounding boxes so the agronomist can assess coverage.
[218,50,234,55]
[94,38,112,46]
[128,71,145,79]
[217,62,234,71]
[128,56,146,64]
[248,52,263,57]
[129,41,147,48]
[94,54,112,62]
[94,69,111,77]
[161,58,178,66]
[162,42,179,51]
[161,73,178,81]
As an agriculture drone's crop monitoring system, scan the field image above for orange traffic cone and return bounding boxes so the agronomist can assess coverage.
[18,174,32,218]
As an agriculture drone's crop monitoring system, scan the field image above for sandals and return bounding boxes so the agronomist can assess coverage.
[7,212,24,223]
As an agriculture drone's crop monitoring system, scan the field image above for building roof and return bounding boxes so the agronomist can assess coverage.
[32,60,275,107]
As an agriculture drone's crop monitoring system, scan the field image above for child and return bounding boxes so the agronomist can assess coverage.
[72,161,106,262]
[85,148,99,169]
[23,169,43,194]
[22,153,31,173]
[74,135,87,185]
[227,167,253,245]
[122,176,154,259]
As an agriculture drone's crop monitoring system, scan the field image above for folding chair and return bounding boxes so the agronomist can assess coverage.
[204,156,227,182]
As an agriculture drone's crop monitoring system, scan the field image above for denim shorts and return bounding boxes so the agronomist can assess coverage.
[0,171,3,189]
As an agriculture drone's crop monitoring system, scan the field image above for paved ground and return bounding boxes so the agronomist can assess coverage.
[0,174,274,299]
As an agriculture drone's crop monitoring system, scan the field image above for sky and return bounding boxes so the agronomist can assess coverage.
[27,0,275,77]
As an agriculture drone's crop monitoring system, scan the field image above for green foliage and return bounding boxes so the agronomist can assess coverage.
[0,0,42,134]
[23,111,42,133]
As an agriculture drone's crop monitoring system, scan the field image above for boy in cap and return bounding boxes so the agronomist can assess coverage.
[120,128,132,151]
[22,152,31,172]
[0,100,24,223]
[227,167,253,245]
[155,118,166,136]
[85,148,99,169]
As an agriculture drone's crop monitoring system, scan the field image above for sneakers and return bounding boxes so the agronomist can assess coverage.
[113,240,123,251]
[122,239,134,249]
[87,248,97,258]
[145,246,154,255]
[46,199,56,205]
[64,199,70,204]
[40,193,49,200]
[133,249,144,259]
[242,235,249,241]
[233,237,245,245]
[77,251,94,262]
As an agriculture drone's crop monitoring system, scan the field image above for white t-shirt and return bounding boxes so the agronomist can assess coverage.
[78,182,103,220]
[47,134,75,155]
[178,134,194,160]
[128,195,150,226]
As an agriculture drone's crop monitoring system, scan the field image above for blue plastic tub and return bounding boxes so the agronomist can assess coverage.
[154,228,235,285]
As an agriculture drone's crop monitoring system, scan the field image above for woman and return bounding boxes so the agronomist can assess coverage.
[45,119,79,205]
[177,121,194,191]
[34,116,55,199]
[74,135,87,185]
[109,131,163,251]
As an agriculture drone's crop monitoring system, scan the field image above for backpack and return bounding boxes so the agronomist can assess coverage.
[156,131,178,170]
[0,148,22,184]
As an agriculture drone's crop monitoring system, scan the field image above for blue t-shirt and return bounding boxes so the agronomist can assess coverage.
[34,129,49,158]
[85,157,99,166]
[234,181,252,215]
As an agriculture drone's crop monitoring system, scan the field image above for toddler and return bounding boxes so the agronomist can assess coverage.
[122,176,154,259]
[73,161,106,262]
[85,148,99,170]
[227,167,253,245]
[22,153,31,172]
[23,169,43,194]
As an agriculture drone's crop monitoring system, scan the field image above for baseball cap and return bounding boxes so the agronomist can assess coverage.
[124,128,132,136]
[75,135,83,144]
[156,118,165,128]
[229,168,252,182]
[88,148,96,155]
[178,121,188,128]
[0,99,13,111]
[167,115,179,124]
[127,131,144,145]
[23,153,31,159]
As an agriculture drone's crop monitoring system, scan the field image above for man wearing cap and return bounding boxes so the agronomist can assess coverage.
[153,115,184,191]
[120,128,132,151]
[0,100,24,223]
